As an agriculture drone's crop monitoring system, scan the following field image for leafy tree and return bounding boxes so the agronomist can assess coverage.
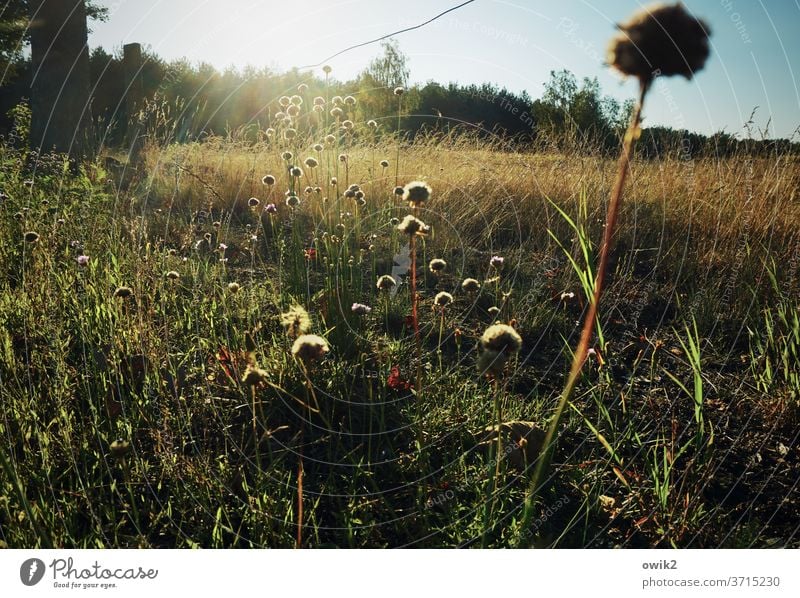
[356,39,414,130]
[1,0,107,80]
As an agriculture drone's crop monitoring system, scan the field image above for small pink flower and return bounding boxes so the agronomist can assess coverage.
[76,255,89,267]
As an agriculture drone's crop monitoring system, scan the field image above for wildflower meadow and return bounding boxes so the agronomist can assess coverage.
[0,2,798,550]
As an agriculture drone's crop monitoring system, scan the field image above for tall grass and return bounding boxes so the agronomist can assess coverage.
[0,93,798,547]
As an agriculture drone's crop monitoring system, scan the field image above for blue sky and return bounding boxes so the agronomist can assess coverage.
[88,0,800,138]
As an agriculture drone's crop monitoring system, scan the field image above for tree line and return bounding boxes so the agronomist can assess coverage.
[1,13,796,158]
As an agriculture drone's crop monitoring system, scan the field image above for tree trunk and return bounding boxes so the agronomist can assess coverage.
[28,0,94,159]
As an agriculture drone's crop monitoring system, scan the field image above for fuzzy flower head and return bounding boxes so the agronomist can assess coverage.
[248,197,260,208]
[265,203,278,214]
[393,86,404,96]
[397,215,430,237]
[377,275,397,291]
[429,258,447,273]
[402,181,432,206]
[461,277,481,293]
[286,195,300,208]
[291,334,329,362]
[478,324,523,375]
[380,159,389,168]
[490,255,504,269]
[304,157,318,169]
[281,305,312,338]
[351,302,372,316]
[76,254,90,267]
[607,2,711,83]
[165,270,180,280]
[262,174,275,186]
[242,364,269,386]
[434,291,454,307]
[110,439,130,459]
[114,286,134,299]
[23,231,39,243]
[227,282,241,293]
[480,323,522,354]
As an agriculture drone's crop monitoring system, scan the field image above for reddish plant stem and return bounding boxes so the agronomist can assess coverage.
[519,80,649,542]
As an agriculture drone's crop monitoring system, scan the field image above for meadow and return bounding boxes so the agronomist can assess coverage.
[0,86,799,548]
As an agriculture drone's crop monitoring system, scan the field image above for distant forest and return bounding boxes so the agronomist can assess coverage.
[1,15,797,159]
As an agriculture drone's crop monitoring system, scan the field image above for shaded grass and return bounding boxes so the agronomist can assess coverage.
[0,128,798,548]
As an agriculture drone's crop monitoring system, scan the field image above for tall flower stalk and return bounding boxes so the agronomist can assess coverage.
[518,2,711,543]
